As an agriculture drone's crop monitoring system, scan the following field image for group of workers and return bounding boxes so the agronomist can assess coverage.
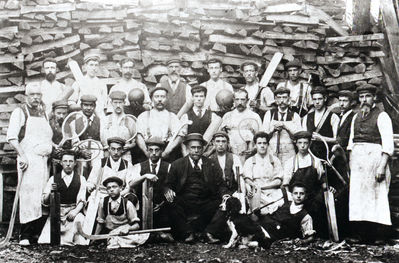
[5,52,394,249]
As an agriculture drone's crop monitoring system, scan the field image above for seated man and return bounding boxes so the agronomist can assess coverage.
[243,132,284,215]
[38,150,86,245]
[130,137,174,242]
[95,176,148,249]
[164,133,228,243]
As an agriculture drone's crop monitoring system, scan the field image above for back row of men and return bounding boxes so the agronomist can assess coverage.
[6,54,393,247]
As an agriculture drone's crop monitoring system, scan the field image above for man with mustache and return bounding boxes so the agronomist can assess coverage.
[200,58,234,116]
[36,58,73,116]
[263,87,301,182]
[107,58,151,113]
[156,58,192,115]
[136,87,186,161]
[69,53,108,117]
[7,84,53,245]
[220,89,263,163]
[276,60,312,117]
[347,84,394,244]
[102,91,136,162]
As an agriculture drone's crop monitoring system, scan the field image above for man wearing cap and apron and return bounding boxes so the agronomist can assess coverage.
[276,60,312,117]
[107,58,151,113]
[156,58,192,115]
[37,58,73,117]
[102,91,136,162]
[69,53,107,118]
[136,86,186,162]
[263,86,301,176]
[201,58,234,115]
[7,84,53,245]
[347,84,394,244]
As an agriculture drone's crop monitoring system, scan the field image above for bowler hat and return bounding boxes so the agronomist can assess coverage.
[183,133,207,145]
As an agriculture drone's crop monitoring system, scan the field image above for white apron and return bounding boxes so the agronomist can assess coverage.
[349,143,391,225]
[18,110,53,224]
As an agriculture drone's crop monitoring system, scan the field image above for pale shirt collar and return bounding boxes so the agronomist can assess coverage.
[81,111,95,122]
[109,195,122,212]
[189,156,203,169]
[149,159,161,173]
[245,81,260,100]
[168,78,180,90]
[339,109,353,126]
[217,154,226,170]
[110,157,121,171]
[61,171,74,187]
[193,105,205,117]
[314,107,327,125]
[290,201,304,214]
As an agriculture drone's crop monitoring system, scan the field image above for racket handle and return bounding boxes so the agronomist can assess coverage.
[58,138,66,148]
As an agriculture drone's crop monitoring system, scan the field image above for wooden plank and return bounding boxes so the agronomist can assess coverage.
[208,52,262,66]
[0,86,25,95]
[260,31,320,41]
[262,3,303,13]
[209,34,263,45]
[71,9,127,20]
[317,56,374,64]
[323,70,383,86]
[26,27,72,36]
[0,54,24,65]
[304,4,349,36]
[0,10,20,18]
[55,50,81,62]
[265,15,319,25]
[21,35,80,55]
[20,3,76,14]
[326,33,384,43]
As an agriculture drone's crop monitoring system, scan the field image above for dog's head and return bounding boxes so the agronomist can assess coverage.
[225,197,242,217]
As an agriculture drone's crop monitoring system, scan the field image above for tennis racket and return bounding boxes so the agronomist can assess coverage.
[238,118,260,153]
[58,111,88,148]
[120,114,137,143]
[75,139,103,162]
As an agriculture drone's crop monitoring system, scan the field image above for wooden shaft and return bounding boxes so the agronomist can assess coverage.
[50,188,61,245]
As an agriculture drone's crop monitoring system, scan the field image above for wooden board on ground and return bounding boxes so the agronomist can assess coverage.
[142,179,153,230]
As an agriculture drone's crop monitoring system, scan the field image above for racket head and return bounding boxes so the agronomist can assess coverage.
[61,111,88,142]
[76,139,102,162]
[238,118,260,143]
[119,114,137,142]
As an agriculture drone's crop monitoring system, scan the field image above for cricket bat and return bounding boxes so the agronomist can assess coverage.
[142,179,154,230]
[259,52,284,88]
[324,190,339,242]
[68,59,84,84]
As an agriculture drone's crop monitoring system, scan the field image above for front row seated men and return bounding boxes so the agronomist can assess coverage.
[38,150,87,245]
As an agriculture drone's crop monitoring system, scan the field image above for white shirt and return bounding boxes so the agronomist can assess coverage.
[244,82,275,108]
[109,157,122,172]
[108,78,151,107]
[262,108,302,135]
[276,80,312,109]
[156,77,192,103]
[302,108,340,138]
[130,159,171,183]
[201,78,234,111]
[216,153,242,178]
[38,80,67,115]
[61,171,74,187]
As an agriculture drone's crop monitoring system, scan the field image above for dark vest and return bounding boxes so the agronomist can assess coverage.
[182,164,208,202]
[269,108,295,121]
[211,153,236,192]
[337,111,356,149]
[159,76,188,114]
[187,108,212,134]
[103,196,129,217]
[139,160,170,204]
[54,171,81,205]
[353,107,382,144]
[306,109,334,159]
[261,201,308,240]
[78,114,101,141]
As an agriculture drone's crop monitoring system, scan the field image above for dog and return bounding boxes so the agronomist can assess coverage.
[221,196,271,249]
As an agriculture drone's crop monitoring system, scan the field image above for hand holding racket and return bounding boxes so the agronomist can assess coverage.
[75,139,102,162]
[238,118,260,156]
[58,111,88,148]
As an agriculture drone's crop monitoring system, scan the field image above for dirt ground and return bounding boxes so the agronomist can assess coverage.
[1,233,399,263]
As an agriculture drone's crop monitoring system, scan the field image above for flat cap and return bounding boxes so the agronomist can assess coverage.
[293,131,312,141]
[191,85,207,95]
[212,131,229,141]
[84,53,100,63]
[146,137,166,148]
[273,86,290,96]
[240,60,259,71]
[52,99,69,110]
[103,176,123,187]
[109,90,127,101]
[183,133,207,145]
[285,60,302,69]
[207,58,223,65]
[150,86,169,98]
[107,136,126,146]
[338,90,355,100]
[166,58,182,65]
[356,84,377,94]
[60,149,76,158]
[310,86,327,96]
[80,94,97,103]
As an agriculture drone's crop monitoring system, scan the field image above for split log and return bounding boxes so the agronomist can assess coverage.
[323,70,383,86]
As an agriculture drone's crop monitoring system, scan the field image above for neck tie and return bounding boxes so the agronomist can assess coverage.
[280,112,286,121]
[193,160,200,171]
[151,163,157,174]
[197,108,202,117]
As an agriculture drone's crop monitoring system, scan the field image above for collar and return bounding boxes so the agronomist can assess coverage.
[81,111,95,122]
[245,81,259,89]
[193,105,205,112]
[290,201,304,213]
[61,170,74,179]
[278,107,289,114]
[109,157,122,169]
[110,195,122,205]
[150,159,161,167]
[341,109,353,118]
[188,156,203,168]
[168,78,180,86]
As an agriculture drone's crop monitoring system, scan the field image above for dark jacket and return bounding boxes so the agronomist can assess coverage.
[165,156,228,200]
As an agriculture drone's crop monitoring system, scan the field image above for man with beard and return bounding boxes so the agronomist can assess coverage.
[302,86,340,160]
[70,54,108,117]
[136,87,185,162]
[163,133,228,243]
[347,84,394,244]
[276,60,312,116]
[263,87,301,181]
[241,61,274,115]
[156,58,192,115]
[7,84,53,245]
[102,91,136,162]
[36,58,73,116]
[200,59,234,115]
[220,89,262,163]
[107,58,151,113]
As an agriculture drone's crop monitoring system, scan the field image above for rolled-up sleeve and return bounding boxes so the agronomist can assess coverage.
[7,108,25,142]
[77,176,87,205]
[378,112,394,156]
[301,214,316,237]
[126,200,140,224]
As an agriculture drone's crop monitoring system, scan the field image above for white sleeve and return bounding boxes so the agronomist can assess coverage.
[378,112,394,155]
[136,112,147,137]
[185,84,192,102]
[301,114,308,131]
[69,81,80,104]
[260,87,275,107]
[283,156,295,186]
[129,163,142,184]
[7,108,25,142]
[262,110,272,133]
[301,214,316,237]
[330,113,340,138]
[77,176,87,204]
[347,114,357,151]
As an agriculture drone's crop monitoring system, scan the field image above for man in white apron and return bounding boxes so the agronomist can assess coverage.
[347,84,394,244]
[7,83,53,245]
[263,86,301,183]
[101,91,136,162]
